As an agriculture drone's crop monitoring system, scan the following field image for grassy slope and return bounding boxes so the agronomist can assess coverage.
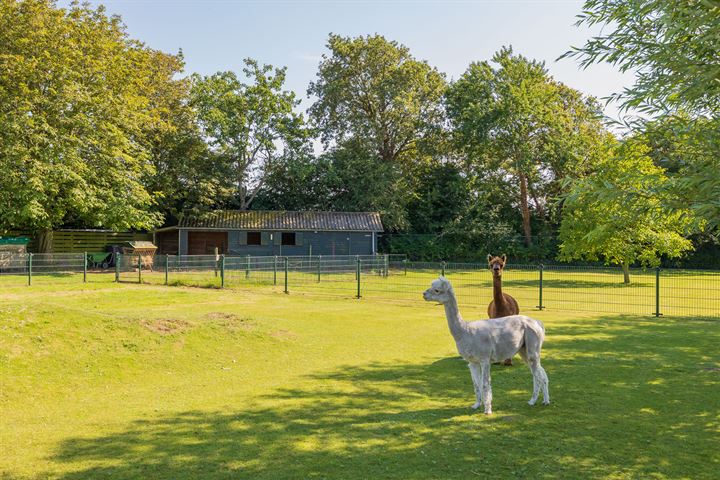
[1,279,719,479]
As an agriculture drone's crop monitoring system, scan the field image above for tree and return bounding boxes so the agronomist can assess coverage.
[446,47,609,246]
[308,34,447,166]
[250,149,330,211]
[190,60,309,211]
[563,0,720,115]
[407,163,471,234]
[558,140,694,283]
[0,0,178,249]
[563,0,720,229]
[141,53,216,224]
[320,140,409,231]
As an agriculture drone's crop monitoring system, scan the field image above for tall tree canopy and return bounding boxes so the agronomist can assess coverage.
[446,47,609,246]
[190,60,309,211]
[308,34,446,165]
[558,139,694,283]
[564,0,720,115]
[564,0,720,229]
[0,0,184,248]
[305,34,447,230]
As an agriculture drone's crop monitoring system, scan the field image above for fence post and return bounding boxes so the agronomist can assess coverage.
[317,255,322,283]
[83,252,87,283]
[403,258,407,276]
[441,261,446,277]
[356,256,361,299]
[27,253,32,286]
[221,254,226,288]
[537,264,544,310]
[284,257,289,294]
[384,254,389,277]
[138,255,142,284]
[165,254,169,285]
[245,255,250,279]
[655,266,662,317]
[115,253,121,282]
[273,256,278,286]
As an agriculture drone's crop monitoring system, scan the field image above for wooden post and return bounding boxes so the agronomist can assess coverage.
[165,254,169,285]
[138,255,142,284]
[83,252,87,283]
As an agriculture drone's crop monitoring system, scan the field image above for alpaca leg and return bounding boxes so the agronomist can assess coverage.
[468,363,483,409]
[527,357,550,405]
[481,360,492,415]
[538,362,550,405]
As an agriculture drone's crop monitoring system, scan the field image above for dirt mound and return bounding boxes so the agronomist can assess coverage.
[141,318,190,335]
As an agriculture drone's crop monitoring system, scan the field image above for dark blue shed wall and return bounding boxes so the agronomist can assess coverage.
[178,230,375,256]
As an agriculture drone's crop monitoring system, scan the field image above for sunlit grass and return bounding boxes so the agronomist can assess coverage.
[1,281,718,479]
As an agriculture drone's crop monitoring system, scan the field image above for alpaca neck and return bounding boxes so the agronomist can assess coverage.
[443,292,468,341]
[493,274,506,306]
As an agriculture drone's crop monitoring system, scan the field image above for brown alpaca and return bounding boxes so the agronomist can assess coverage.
[487,254,520,366]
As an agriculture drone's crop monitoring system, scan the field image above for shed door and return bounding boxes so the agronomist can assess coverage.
[188,232,228,255]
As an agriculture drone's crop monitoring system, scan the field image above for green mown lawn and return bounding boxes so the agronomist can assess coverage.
[1,280,718,479]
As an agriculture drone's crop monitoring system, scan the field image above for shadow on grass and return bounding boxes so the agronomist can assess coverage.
[47,316,719,480]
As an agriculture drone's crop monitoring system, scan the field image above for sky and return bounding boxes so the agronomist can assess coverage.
[57,0,633,122]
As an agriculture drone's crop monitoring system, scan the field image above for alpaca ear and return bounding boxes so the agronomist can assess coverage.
[487,254,492,262]
[501,254,507,263]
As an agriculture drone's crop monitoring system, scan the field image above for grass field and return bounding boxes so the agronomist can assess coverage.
[1,279,719,479]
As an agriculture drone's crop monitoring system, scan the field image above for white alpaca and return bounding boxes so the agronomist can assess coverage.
[423,277,549,414]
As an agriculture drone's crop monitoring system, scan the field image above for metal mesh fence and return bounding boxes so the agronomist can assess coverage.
[1,253,719,317]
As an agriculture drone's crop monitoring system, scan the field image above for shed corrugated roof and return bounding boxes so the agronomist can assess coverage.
[178,211,383,232]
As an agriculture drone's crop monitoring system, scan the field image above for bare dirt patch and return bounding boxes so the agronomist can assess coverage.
[205,312,254,332]
[141,318,190,335]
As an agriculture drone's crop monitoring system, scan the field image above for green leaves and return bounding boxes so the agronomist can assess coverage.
[446,46,609,246]
[0,0,176,233]
[558,138,694,274]
[564,1,720,233]
[189,60,309,211]
[308,34,447,165]
[565,0,720,115]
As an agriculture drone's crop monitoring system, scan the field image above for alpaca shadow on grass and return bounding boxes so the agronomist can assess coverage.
[47,316,718,480]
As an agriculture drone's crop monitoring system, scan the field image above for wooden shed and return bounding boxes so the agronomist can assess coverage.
[154,210,383,256]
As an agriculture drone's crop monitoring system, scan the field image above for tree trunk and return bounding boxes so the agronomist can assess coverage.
[621,261,631,284]
[36,229,53,253]
[519,172,532,247]
[529,183,545,219]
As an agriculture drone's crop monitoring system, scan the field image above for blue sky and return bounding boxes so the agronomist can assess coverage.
[58,0,632,121]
